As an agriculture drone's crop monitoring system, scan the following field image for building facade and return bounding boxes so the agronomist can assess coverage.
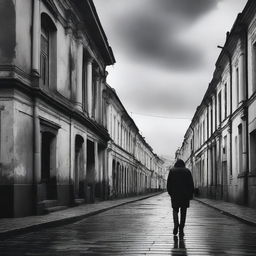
[178,0,256,209]
[0,0,165,217]
[104,86,166,198]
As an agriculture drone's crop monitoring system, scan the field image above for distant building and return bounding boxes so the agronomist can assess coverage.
[178,0,256,209]
[104,86,166,197]
[0,0,165,217]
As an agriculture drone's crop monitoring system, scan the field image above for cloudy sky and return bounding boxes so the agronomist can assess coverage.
[94,0,247,160]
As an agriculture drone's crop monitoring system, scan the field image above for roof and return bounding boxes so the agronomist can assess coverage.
[73,0,116,66]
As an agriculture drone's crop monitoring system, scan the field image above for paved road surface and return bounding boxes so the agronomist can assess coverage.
[1,193,256,255]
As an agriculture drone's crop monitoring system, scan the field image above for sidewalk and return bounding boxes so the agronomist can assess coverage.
[0,192,161,240]
[195,197,256,226]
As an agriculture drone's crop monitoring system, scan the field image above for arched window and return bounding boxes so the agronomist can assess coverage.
[40,13,57,88]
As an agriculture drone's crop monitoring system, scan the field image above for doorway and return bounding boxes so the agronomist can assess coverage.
[74,135,84,198]
[86,140,95,201]
[41,131,57,200]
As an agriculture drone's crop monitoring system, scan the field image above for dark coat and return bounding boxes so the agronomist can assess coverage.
[167,167,194,208]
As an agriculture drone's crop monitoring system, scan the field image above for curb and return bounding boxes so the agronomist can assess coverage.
[194,198,256,226]
[0,192,163,240]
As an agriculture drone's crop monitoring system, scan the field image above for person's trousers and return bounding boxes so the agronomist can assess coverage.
[173,207,187,229]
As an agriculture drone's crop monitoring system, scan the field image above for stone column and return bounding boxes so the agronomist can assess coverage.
[75,37,83,111]
[32,0,40,76]
[87,58,93,117]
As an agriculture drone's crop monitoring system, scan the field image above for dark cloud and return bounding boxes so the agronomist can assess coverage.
[93,0,246,157]
[119,13,202,69]
[123,82,198,116]
[109,0,221,70]
[154,0,222,20]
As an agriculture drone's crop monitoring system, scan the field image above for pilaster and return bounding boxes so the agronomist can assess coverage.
[87,57,93,117]
[32,0,40,77]
[75,33,83,111]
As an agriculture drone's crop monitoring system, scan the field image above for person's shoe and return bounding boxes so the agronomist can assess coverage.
[173,226,178,235]
[179,228,184,237]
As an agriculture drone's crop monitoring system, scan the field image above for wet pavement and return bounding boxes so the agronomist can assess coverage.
[1,193,256,255]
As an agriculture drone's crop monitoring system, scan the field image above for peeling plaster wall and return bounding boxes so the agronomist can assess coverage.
[248,97,256,209]
[37,104,70,184]
[13,98,33,184]
[0,97,16,217]
[0,99,14,184]
[14,0,32,73]
[0,0,16,64]
[70,121,88,184]
[56,118,71,184]
[56,22,73,99]
[0,0,32,72]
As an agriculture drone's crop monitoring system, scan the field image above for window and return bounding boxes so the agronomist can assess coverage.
[218,91,222,125]
[113,116,116,141]
[224,83,227,118]
[252,43,256,93]
[234,136,238,174]
[117,121,120,144]
[223,135,227,155]
[202,120,205,143]
[210,102,213,134]
[40,13,57,88]
[82,52,87,111]
[92,69,97,118]
[250,130,256,172]
[238,124,243,173]
[236,67,239,106]
[40,25,49,86]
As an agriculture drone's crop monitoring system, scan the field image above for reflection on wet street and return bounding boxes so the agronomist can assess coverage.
[1,193,256,255]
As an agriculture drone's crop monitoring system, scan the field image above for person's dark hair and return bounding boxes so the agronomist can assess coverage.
[174,159,185,168]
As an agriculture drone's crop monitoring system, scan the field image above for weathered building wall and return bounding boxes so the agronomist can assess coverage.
[178,0,256,209]
[15,0,32,73]
[0,0,165,217]
[0,0,16,64]
[105,86,166,198]
[0,96,15,216]
[0,0,116,217]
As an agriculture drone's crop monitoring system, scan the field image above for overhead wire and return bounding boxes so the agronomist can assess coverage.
[130,112,192,120]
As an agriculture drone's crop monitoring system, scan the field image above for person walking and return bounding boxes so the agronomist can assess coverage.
[167,159,194,237]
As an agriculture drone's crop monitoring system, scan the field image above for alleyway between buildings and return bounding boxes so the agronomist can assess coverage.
[1,193,256,255]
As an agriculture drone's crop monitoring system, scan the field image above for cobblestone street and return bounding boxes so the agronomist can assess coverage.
[1,193,256,255]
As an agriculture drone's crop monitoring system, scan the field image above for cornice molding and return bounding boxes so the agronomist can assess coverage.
[0,76,109,141]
